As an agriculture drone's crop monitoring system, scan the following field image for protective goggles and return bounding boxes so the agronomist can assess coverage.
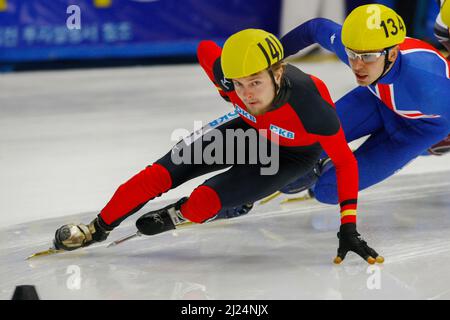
[344,47,388,63]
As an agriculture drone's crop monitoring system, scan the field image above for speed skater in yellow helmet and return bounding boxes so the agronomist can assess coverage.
[221,29,286,114]
[341,4,406,86]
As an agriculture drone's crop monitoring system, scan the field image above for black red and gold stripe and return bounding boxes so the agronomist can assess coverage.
[340,199,357,224]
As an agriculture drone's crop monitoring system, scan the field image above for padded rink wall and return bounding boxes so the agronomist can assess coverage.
[280,0,345,57]
[0,0,281,64]
[280,0,345,35]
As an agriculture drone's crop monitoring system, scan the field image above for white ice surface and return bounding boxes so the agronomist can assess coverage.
[0,60,449,299]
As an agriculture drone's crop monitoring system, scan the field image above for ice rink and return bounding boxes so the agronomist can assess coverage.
[1,59,449,299]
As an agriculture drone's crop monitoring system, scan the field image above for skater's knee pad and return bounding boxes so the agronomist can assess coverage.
[140,163,173,194]
[181,185,222,223]
[313,183,339,205]
[118,163,173,204]
[100,163,173,225]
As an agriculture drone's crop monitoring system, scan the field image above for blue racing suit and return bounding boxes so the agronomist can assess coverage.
[281,18,450,204]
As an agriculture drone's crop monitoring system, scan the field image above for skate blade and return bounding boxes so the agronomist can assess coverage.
[107,232,142,248]
[26,248,62,260]
[259,191,282,205]
[108,221,197,248]
[177,221,194,228]
[280,194,312,204]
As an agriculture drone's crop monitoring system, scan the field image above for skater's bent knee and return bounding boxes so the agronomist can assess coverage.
[181,185,222,223]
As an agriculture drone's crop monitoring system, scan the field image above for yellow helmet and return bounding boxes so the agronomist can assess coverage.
[442,0,450,27]
[221,29,284,79]
[342,4,406,51]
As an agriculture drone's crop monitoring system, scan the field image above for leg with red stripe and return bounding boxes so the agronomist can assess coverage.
[109,185,228,246]
[135,185,222,235]
[33,163,175,258]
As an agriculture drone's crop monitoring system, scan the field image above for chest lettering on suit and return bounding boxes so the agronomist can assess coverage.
[270,124,295,139]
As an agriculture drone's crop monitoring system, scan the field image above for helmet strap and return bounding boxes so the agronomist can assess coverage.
[268,68,282,107]
[370,47,394,86]
[268,68,279,94]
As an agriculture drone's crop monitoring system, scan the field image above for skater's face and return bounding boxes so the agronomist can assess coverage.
[347,46,399,86]
[232,69,282,116]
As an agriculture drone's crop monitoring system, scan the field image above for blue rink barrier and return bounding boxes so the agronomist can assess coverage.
[0,0,282,63]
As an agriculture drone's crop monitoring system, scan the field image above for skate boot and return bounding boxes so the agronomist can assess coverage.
[280,158,331,195]
[427,134,450,156]
[54,216,111,251]
[136,197,188,236]
[215,203,254,219]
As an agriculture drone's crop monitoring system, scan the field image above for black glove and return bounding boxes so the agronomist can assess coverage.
[334,223,384,265]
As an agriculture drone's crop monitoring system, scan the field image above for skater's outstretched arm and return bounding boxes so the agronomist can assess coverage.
[281,18,349,66]
[299,74,384,264]
[197,40,235,102]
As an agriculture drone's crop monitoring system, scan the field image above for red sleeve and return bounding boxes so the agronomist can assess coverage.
[316,127,359,225]
[197,40,230,101]
[309,74,335,108]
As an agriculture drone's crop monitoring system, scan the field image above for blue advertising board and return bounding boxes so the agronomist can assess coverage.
[0,0,282,62]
